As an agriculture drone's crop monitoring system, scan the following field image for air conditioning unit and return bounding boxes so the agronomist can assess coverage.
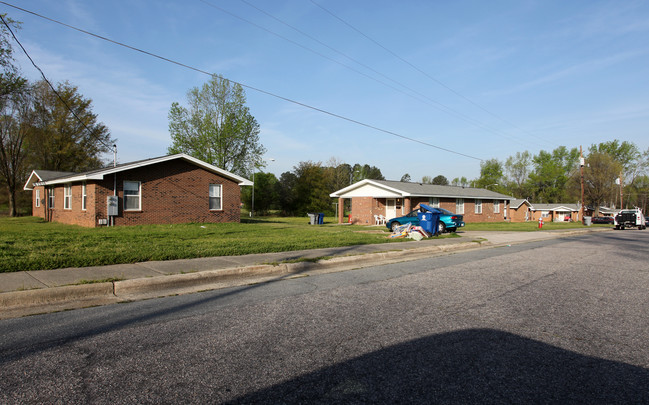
[98,218,108,225]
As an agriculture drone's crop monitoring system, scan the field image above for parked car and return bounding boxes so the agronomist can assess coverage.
[386,206,465,233]
[591,216,614,224]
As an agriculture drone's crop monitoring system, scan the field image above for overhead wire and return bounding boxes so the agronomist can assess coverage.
[0,13,116,154]
[309,0,555,148]
[233,0,528,147]
[211,0,530,147]
[0,1,482,161]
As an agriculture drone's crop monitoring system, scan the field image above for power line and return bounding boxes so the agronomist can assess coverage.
[0,13,116,154]
[214,0,529,147]
[309,0,554,148]
[203,0,523,149]
[0,1,482,161]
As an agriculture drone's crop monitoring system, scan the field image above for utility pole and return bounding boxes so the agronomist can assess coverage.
[580,146,585,224]
[620,171,624,209]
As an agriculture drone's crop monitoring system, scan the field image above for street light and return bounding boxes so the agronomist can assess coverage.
[486,183,498,189]
[251,158,275,218]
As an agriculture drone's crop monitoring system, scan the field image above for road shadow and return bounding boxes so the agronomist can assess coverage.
[227,328,649,404]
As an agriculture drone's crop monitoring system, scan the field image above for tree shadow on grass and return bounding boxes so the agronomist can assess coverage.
[227,328,649,404]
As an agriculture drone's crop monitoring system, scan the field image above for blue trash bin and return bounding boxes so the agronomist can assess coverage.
[429,213,440,235]
[417,211,440,235]
[317,213,324,225]
[417,211,433,234]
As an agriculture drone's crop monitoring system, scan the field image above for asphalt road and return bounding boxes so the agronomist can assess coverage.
[1,231,648,404]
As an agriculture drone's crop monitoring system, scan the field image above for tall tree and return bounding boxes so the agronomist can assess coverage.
[626,174,649,213]
[451,177,468,187]
[589,140,642,184]
[277,171,298,216]
[527,147,579,203]
[400,173,411,182]
[350,163,384,183]
[421,175,433,184]
[168,75,265,176]
[324,157,351,192]
[27,80,113,172]
[474,158,504,189]
[568,152,621,216]
[0,14,29,216]
[0,80,29,217]
[432,175,449,185]
[241,171,278,215]
[293,161,330,214]
[504,151,532,197]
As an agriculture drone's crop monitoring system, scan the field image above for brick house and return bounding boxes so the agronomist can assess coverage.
[529,203,581,222]
[23,154,252,227]
[330,179,514,225]
[508,199,533,222]
[508,199,582,222]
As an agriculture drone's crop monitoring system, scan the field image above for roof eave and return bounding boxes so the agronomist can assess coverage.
[30,154,253,187]
[23,170,43,191]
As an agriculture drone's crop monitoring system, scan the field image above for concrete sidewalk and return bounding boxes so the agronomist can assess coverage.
[0,228,610,319]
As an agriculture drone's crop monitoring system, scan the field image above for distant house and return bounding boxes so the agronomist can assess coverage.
[508,199,533,222]
[23,154,253,227]
[330,179,514,224]
[530,203,581,222]
[508,199,582,222]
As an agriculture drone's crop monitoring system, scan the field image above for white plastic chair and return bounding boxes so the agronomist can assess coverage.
[379,215,386,224]
[374,215,380,225]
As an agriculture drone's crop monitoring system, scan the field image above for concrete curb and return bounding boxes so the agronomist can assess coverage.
[0,229,607,318]
[0,282,114,310]
[0,240,486,316]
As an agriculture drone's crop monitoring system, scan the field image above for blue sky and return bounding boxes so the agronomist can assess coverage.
[3,0,649,182]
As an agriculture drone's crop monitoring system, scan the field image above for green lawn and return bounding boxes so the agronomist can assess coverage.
[0,216,604,273]
[463,220,606,232]
[0,216,415,273]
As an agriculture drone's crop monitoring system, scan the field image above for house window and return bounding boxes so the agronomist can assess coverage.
[209,184,222,210]
[82,182,87,211]
[64,184,72,210]
[429,197,439,208]
[48,187,55,208]
[35,189,41,208]
[542,211,550,218]
[475,199,482,214]
[456,198,464,214]
[494,200,500,214]
[124,181,141,211]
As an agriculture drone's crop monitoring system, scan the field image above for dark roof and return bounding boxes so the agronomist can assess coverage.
[34,170,76,181]
[375,180,512,199]
[531,203,580,211]
[509,198,531,209]
[24,154,253,190]
[331,179,513,200]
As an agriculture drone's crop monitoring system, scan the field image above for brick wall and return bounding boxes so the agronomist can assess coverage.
[30,159,243,227]
[509,204,532,222]
[350,197,374,224]
[346,196,510,224]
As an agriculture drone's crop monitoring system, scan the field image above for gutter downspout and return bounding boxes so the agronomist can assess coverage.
[112,144,117,227]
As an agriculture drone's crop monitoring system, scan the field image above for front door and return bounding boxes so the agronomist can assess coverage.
[386,199,397,220]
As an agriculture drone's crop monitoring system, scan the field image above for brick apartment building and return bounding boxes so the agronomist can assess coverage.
[23,154,252,227]
[330,179,514,225]
[508,199,582,223]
